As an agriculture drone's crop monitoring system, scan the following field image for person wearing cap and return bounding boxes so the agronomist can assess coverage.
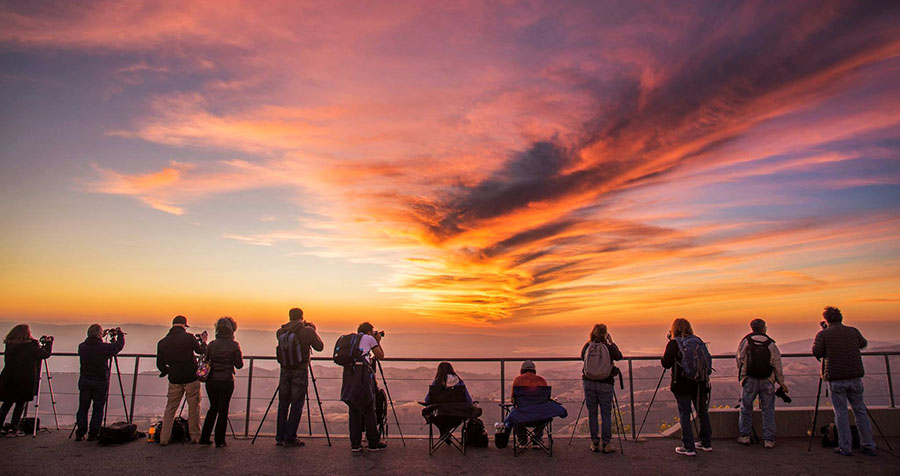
[157,315,207,445]
[511,360,549,446]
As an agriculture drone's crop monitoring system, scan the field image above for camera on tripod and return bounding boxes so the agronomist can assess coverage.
[375,330,385,337]
[39,335,54,344]
[103,327,126,339]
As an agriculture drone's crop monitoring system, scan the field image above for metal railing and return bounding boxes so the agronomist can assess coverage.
[12,351,899,439]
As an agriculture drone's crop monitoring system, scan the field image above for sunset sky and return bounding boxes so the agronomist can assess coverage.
[1,1,899,336]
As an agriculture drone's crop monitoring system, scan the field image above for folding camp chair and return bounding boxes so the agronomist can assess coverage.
[419,385,477,455]
[501,386,558,457]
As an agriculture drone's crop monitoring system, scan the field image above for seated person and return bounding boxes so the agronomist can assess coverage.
[510,360,549,445]
[425,361,473,405]
[423,362,476,434]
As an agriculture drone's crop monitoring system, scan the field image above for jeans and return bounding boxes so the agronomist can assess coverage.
[160,380,202,444]
[674,392,711,451]
[201,380,234,445]
[276,366,309,443]
[829,378,875,453]
[739,378,776,441]
[583,380,614,444]
[75,378,108,437]
[0,401,26,430]
[349,399,380,448]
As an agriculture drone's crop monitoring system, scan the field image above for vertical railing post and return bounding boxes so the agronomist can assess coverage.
[244,357,254,437]
[885,354,895,408]
[500,360,506,407]
[129,356,140,424]
[628,359,636,440]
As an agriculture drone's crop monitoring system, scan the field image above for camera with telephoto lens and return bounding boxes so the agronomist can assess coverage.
[775,387,792,404]
[819,321,827,330]
[104,327,126,338]
[39,335,54,344]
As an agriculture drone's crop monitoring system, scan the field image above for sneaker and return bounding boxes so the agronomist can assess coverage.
[736,435,751,445]
[367,442,387,452]
[764,440,775,449]
[350,445,363,453]
[834,448,852,457]
[675,446,697,456]
[695,442,712,452]
[861,447,877,457]
[590,441,600,452]
[283,439,305,447]
[601,443,616,454]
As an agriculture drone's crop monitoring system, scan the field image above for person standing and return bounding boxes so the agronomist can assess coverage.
[812,306,876,457]
[156,315,207,445]
[275,308,323,447]
[340,321,386,453]
[200,317,243,448]
[661,318,712,456]
[580,324,623,453]
[75,324,125,441]
[735,318,787,448]
[0,324,52,436]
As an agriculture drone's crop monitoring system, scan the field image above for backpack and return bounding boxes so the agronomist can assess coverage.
[375,386,388,437]
[333,333,364,366]
[744,334,774,379]
[277,331,303,369]
[675,335,712,382]
[821,423,859,449]
[583,341,614,381]
[99,421,139,446]
[465,418,489,448]
[153,417,190,443]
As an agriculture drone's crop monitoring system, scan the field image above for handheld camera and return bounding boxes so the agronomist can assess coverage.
[39,335,54,345]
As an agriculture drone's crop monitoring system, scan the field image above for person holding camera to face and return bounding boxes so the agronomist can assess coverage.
[0,324,52,436]
[274,308,323,447]
[812,306,876,457]
[580,324,623,453]
[74,324,125,441]
[340,321,386,453]
[156,315,207,445]
[735,319,786,448]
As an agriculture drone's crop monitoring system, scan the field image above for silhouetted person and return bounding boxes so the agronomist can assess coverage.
[661,318,712,456]
[735,318,786,448]
[340,321,386,453]
[157,315,207,445]
[275,307,323,447]
[0,324,52,436]
[75,324,125,441]
[200,317,243,448]
[812,306,876,456]
[511,360,549,446]
[581,324,622,453]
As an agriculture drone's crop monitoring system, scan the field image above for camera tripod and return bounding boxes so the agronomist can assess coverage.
[376,359,406,446]
[30,358,61,437]
[567,373,627,454]
[635,368,667,440]
[252,363,331,446]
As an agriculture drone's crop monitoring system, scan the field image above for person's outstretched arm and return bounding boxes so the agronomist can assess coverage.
[812,331,825,359]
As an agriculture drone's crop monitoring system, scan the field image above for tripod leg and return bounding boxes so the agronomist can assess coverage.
[309,365,331,446]
[866,408,894,452]
[114,356,129,423]
[252,387,279,444]
[228,417,237,440]
[43,360,60,430]
[808,377,823,452]
[568,398,585,446]
[636,368,666,440]
[33,362,43,437]
[306,388,312,437]
[613,390,625,454]
[376,360,406,446]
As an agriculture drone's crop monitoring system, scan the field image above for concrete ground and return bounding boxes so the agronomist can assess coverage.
[2,431,898,476]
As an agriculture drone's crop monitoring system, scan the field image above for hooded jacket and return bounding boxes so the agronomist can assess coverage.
[275,320,324,367]
[206,327,244,382]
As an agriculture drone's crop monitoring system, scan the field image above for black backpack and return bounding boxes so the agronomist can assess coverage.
[99,421,138,446]
[277,331,303,369]
[333,333,364,366]
[153,417,190,443]
[744,334,774,379]
[375,387,387,436]
[465,418,489,448]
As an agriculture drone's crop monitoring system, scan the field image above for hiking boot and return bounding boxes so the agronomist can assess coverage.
[675,446,696,456]
[590,441,600,452]
[695,442,712,452]
[833,448,852,457]
[350,445,363,453]
[764,440,775,449]
[601,443,616,454]
[367,442,387,452]
[736,435,751,445]
[862,447,877,457]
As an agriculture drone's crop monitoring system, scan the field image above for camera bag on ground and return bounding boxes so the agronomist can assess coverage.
[820,423,859,448]
[333,333,363,366]
[152,417,191,443]
[19,417,40,434]
[99,421,139,446]
[465,417,489,448]
[494,424,510,449]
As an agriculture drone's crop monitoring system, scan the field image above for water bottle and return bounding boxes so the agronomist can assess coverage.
[148,425,156,442]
